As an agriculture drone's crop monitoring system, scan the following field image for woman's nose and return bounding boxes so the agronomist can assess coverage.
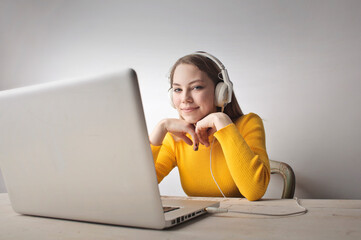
[181,90,193,103]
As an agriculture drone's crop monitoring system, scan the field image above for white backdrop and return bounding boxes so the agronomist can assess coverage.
[1,0,361,199]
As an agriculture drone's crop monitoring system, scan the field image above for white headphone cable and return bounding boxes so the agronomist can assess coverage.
[210,137,226,198]
[209,105,226,198]
[208,110,307,217]
[208,130,307,216]
[205,197,308,217]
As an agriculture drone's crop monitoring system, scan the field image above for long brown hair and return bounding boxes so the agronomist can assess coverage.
[169,53,243,122]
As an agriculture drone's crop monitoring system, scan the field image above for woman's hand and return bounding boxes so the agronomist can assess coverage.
[149,119,199,151]
[195,112,232,147]
[150,113,232,151]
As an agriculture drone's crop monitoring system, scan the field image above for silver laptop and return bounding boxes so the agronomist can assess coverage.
[0,69,219,229]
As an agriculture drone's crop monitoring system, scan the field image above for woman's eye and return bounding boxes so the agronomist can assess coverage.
[173,88,182,92]
[193,86,204,90]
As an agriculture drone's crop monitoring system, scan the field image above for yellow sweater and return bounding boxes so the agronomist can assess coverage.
[150,113,270,201]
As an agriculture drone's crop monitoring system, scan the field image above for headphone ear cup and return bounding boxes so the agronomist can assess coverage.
[169,89,176,108]
[214,82,228,107]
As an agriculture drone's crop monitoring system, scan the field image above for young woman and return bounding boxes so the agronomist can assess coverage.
[149,52,270,201]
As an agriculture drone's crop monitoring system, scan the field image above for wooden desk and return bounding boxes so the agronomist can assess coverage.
[0,193,360,240]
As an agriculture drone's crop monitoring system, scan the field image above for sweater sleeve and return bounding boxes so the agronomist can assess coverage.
[214,113,270,201]
[150,133,177,183]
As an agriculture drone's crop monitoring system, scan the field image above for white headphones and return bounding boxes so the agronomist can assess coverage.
[169,51,233,108]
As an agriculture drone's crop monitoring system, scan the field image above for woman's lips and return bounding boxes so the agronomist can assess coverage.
[181,107,199,113]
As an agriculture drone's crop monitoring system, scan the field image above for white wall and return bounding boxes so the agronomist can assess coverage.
[1,0,360,198]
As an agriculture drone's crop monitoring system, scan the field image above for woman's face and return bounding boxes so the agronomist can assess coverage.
[172,63,217,124]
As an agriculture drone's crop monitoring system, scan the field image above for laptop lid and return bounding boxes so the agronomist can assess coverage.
[0,69,169,229]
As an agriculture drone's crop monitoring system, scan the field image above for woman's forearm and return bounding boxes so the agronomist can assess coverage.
[149,119,168,146]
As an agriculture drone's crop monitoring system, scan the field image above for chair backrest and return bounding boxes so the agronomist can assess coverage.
[269,160,295,199]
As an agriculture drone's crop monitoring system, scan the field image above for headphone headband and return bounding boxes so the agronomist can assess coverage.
[194,51,226,70]
[193,51,233,104]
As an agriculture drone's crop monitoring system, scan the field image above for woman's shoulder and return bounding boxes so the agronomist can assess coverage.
[235,112,262,123]
[234,112,264,129]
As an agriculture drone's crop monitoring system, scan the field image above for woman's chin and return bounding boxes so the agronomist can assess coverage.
[181,115,201,124]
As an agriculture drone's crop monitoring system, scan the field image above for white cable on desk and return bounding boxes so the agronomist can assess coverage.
[205,197,308,217]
